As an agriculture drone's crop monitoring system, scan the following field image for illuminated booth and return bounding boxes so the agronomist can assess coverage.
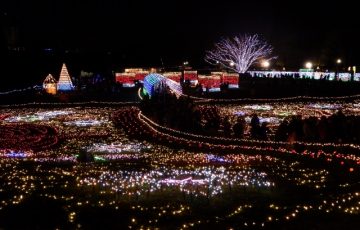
[183,70,198,86]
[115,73,136,87]
[135,71,149,82]
[223,73,239,88]
[198,75,208,91]
[163,72,182,82]
[208,74,222,92]
[116,69,150,86]
[42,74,57,95]
[197,75,220,92]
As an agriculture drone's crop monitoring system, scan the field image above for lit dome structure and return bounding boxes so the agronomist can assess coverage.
[142,73,182,98]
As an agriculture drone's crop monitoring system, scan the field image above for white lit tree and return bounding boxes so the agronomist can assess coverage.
[205,34,275,73]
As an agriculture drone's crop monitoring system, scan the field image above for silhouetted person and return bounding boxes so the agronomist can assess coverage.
[275,119,288,141]
[250,114,260,139]
[259,122,269,140]
[233,116,246,138]
[223,116,231,137]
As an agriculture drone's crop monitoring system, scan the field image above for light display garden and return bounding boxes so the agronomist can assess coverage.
[1,99,360,229]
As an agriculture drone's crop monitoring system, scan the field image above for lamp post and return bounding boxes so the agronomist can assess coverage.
[336,58,342,80]
[305,62,313,79]
[261,60,270,70]
[305,62,313,69]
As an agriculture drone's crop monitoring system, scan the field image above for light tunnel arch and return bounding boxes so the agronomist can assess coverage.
[142,73,183,98]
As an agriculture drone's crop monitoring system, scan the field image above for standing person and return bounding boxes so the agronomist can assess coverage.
[250,114,260,139]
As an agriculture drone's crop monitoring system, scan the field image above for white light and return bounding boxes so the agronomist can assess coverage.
[205,34,274,73]
[261,60,270,68]
[337,59,342,64]
[305,62,313,69]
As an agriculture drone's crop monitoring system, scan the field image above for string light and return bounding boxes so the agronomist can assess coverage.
[0,85,41,95]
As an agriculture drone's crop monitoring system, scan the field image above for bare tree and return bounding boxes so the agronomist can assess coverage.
[205,34,275,73]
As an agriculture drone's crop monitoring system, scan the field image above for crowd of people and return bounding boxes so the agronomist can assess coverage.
[202,109,360,144]
[275,110,360,144]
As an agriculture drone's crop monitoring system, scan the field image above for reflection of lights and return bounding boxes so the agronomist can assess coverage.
[159,176,206,185]
[87,143,149,153]
[234,111,246,116]
[273,111,296,117]
[63,120,107,127]
[245,116,281,124]
[79,166,273,197]
[5,110,73,122]
[94,156,106,162]
[36,110,73,117]
[308,103,341,110]
[5,115,40,122]
[0,151,33,158]
[243,105,272,110]
[205,154,229,163]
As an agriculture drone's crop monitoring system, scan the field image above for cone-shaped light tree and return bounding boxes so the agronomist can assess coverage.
[205,34,275,73]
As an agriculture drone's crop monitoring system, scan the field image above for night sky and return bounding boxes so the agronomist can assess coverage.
[1,0,359,87]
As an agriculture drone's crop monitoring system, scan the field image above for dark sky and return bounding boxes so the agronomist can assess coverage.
[1,0,359,86]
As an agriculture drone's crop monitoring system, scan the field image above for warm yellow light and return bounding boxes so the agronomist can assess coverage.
[337,59,342,64]
[305,62,313,69]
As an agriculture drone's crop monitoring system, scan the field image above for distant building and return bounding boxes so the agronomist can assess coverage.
[163,72,181,82]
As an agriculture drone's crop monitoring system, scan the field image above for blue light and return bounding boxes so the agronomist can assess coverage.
[143,73,182,98]
[234,111,246,116]
[205,154,228,163]
[5,151,28,158]
[143,73,165,97]
[57,83,74,91]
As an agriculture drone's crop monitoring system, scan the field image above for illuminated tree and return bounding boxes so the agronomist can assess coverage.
[205,34,275,73]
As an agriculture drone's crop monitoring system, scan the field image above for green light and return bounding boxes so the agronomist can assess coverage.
[94,156,106,162]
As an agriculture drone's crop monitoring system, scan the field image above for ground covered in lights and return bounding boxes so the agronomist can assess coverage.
[1,105,360,229]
